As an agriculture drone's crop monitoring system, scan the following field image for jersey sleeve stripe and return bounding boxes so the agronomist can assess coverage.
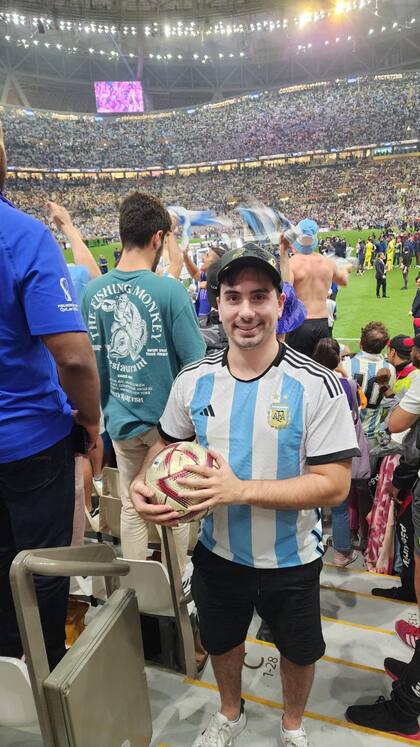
[173,350,225,383]
[306,447,360,465]
[283,349,342,397]
[284,357,338,398]
[157,423,195,444]
[284,345,342,394]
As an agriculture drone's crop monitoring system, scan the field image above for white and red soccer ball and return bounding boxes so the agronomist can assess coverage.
[145,442,215,523]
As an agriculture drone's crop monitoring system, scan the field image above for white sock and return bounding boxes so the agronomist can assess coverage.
[282,718,304,735]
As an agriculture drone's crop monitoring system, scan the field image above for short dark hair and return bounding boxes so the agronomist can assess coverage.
[360,321,389,354]
[312,338,340,371]
[119,191,171,249]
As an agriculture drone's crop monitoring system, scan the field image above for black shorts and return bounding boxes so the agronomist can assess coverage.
[191,542,326,665]
[286,318,331,358]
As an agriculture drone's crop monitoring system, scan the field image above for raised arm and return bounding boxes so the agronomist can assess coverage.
[164,217,184,279]
[279,233,293,284]
[47,201,101,279]
[182,248,201,281]
[332,261,352,287]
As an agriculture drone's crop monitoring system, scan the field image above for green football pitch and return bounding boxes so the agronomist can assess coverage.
[72,229,415,352]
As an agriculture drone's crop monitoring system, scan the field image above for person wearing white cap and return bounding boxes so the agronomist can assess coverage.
[287,219,352,357]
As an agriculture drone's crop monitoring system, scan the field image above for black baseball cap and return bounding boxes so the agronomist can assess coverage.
[413,334,420,349]
[206,242,282,309]
[388,335,414,358]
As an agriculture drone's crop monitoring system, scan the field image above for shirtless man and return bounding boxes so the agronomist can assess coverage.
[287,225,352,357]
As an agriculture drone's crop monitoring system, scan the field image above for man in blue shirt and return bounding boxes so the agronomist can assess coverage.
[0,124,100,669]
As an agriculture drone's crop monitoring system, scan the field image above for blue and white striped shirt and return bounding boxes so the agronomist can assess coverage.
[343,351,396,441]
[159,344,359,569]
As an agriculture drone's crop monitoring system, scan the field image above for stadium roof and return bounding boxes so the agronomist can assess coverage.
[0,0,419,111]
[2,0,322,23]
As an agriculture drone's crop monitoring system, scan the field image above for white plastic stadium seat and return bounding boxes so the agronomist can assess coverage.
[119,558,194,617]
[119,545,197,678]
[0,656,38,726]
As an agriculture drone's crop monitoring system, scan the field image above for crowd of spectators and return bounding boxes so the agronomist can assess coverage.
[2,73,419,170]
[6,156,419,239]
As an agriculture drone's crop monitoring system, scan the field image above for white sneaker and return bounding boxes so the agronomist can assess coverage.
[280,718,310,746]
[192,703,246,746]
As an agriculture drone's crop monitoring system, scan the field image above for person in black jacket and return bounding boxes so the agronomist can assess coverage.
[375,252,388,298]
[410,275,420,335]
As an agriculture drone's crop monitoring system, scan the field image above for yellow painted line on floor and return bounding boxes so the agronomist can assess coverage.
[321,615,396,636]
[184,677,420,745]
[321,654,385,675]
[246,636,385,675]
[323,561,398,580]
[321,584,415,605]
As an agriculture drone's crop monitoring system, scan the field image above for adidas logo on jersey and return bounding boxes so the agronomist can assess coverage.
[199,405,215,417]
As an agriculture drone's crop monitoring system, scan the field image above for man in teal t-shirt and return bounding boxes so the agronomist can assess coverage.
[82,192,205,567]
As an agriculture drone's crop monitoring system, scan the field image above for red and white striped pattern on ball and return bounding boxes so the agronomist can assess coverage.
[145,441,214,523]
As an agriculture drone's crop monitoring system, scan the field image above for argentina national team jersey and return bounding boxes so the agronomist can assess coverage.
[343,352,396,441]
[158,344,360,569]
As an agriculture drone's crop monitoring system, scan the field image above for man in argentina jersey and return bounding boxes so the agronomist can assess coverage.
[130,245,360,747]
[342,321,396,447]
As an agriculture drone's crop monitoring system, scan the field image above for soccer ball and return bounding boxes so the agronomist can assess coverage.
[145,442,215,523]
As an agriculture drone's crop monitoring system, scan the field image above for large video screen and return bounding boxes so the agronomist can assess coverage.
[94,81,144,114]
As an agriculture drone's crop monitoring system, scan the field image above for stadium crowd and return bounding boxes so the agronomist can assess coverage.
[2,73,419,169]
[2,69,420,747]
[6,156,419,239]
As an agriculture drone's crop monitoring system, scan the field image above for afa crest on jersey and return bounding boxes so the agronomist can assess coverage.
[268,403,290,429]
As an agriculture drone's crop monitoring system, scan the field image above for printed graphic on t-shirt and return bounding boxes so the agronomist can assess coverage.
[87,280,167,406]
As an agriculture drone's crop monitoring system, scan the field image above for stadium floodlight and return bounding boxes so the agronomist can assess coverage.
[299,11,312,28]
[392,21,398,27]
[369,28,374,34]
[219,52,224,57]
[335,1,345,13]
[177,54,183,59]
[381,25,386,31]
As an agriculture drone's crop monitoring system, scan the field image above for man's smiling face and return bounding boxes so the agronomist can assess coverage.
[217,267,284,351]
